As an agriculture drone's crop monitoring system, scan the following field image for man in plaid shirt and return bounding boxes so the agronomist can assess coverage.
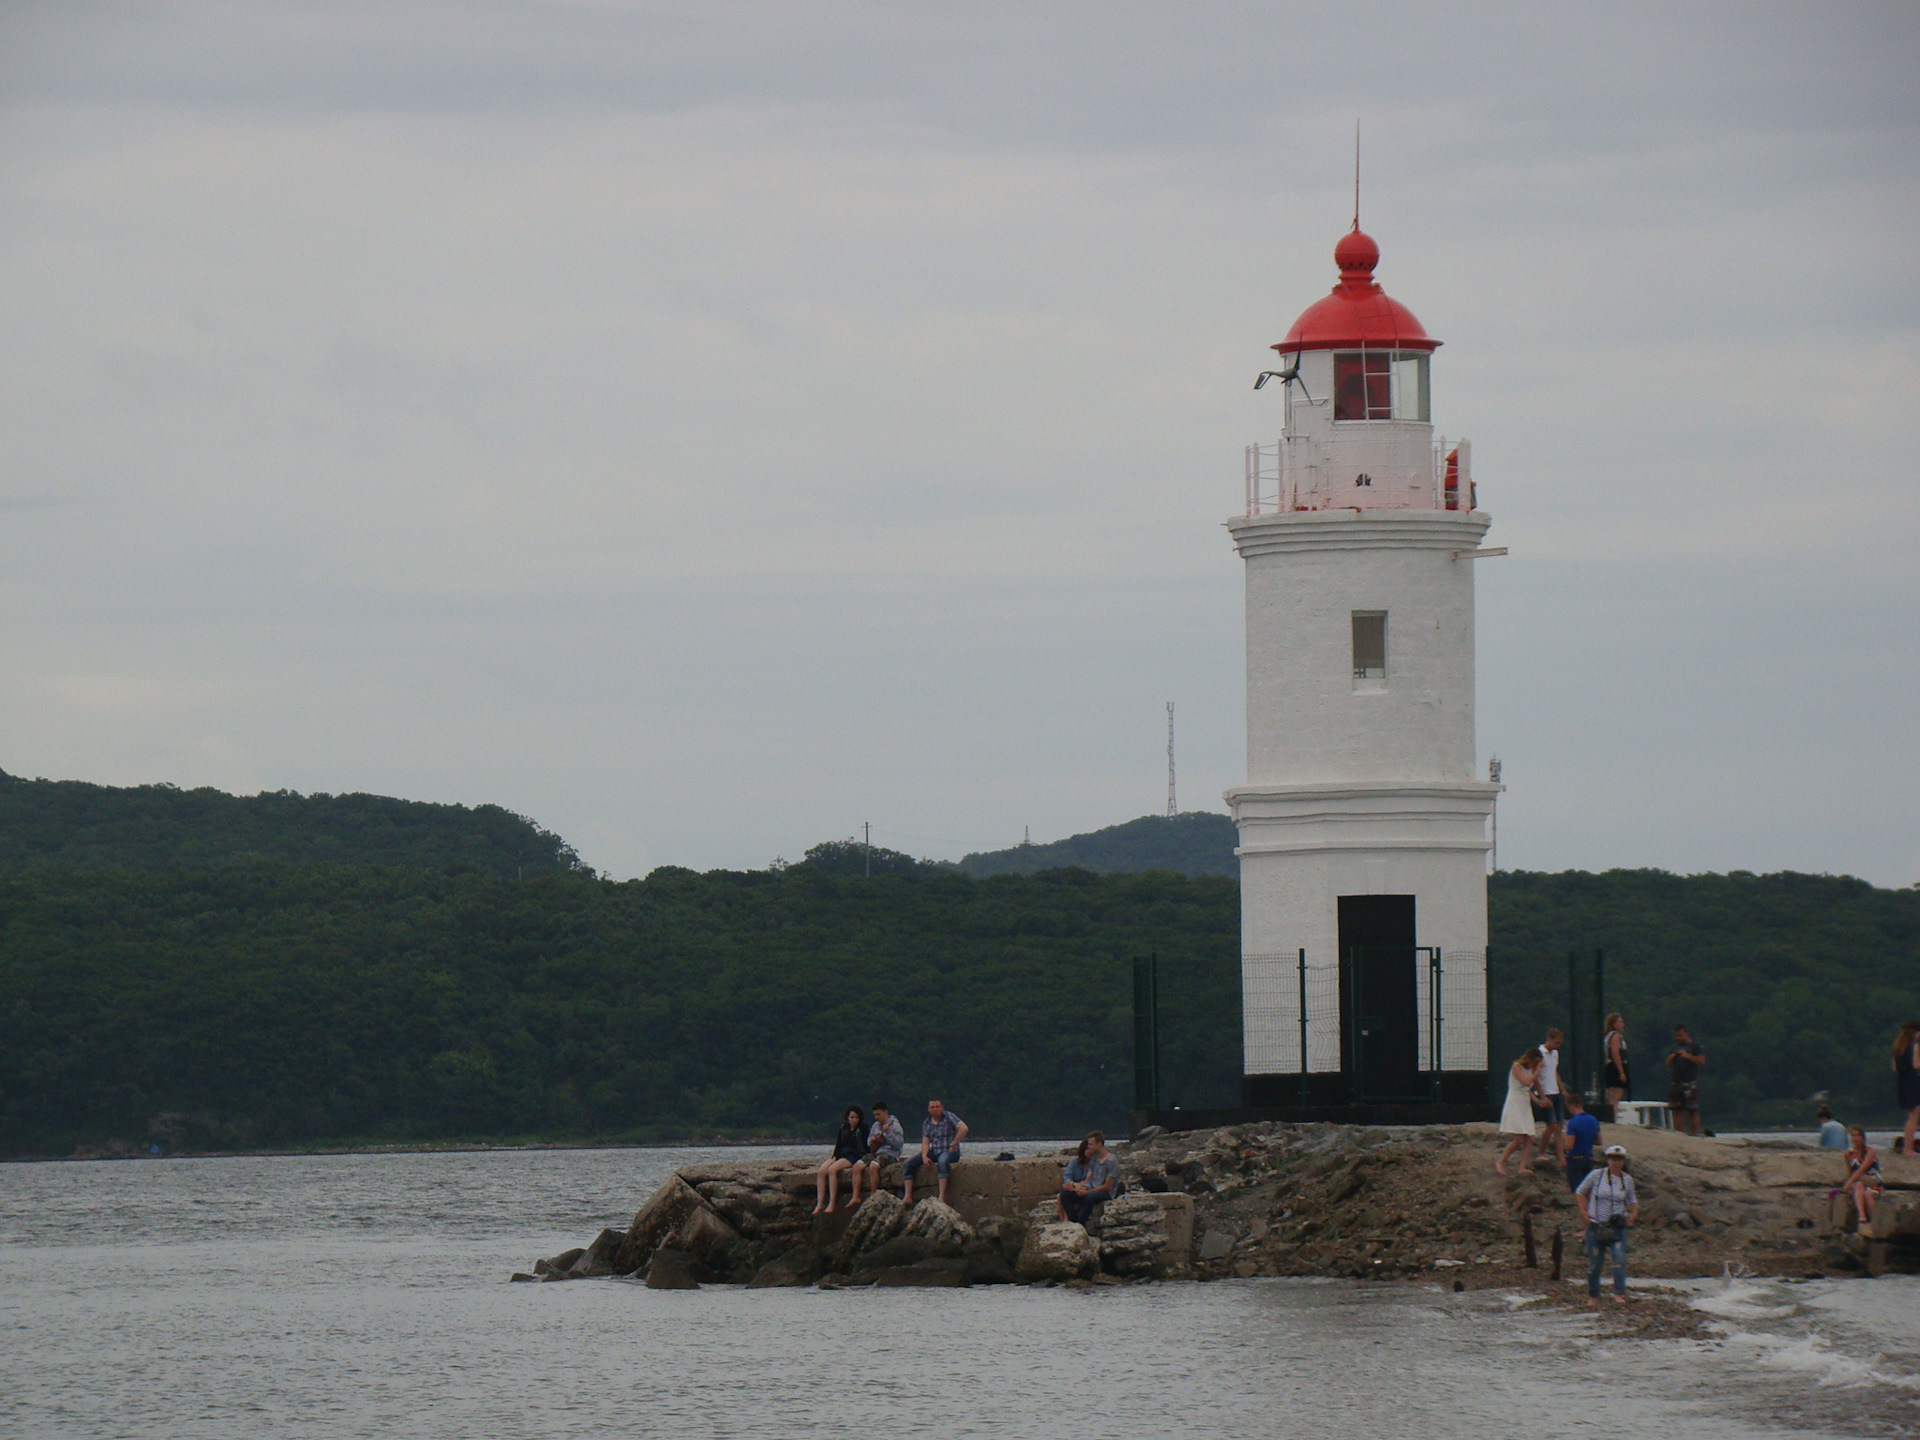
[902,1098,969,1206]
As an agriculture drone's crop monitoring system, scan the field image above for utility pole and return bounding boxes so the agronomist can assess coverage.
[863,821,871,879]
[1166,702,1177,818]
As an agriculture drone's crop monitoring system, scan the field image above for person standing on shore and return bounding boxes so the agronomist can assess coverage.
[902,1098,967,1207]
[850,1099,904,1203]
[1497,1048,1544,1176]
[1535,1029,1569,1164]
[1602,1013,1631,1123]
[1563,1092,1600,1193]
[1665,1025,1706,1136]
[1575,1144,1639,1306]
[1893,1020,1920,1156]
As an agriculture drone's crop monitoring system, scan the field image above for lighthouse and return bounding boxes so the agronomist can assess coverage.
[1225,225,1497,1120]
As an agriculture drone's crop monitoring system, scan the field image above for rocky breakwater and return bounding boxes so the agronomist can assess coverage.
[515,1152,1196,1289]
[1117,1119,1920,1281]
[516,1122,1900,1290]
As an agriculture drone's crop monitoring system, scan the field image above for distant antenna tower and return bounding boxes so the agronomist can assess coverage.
[1165,702,1177,818]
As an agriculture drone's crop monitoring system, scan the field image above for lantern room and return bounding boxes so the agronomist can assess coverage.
[1246,227,1472,516]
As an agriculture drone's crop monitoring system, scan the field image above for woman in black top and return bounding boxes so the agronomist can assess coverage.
[1603,1013,1630,1120]
[814,1105,868,1214]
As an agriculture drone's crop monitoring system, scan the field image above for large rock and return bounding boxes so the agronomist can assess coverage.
[748,1244,822,1288]
[854,1234,937,1272]
[1016,1222,1099,1282]
[533,1246,586,1279]
[900,1199,974,1255]
[835,1191,906,1269]
[671,1201,742,1268]
[1095,1194,1171,1277]
[644,1249,704,1289]
[872,1260,970,1287]
[694,1177,799,1239]
[627,1178,713,1258]
[564,1229,631,1278]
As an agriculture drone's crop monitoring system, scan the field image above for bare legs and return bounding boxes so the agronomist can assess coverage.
[813,1157,852,1213]
[1496,1132,1537,1176]
[1843,1178,1878,1226]
[1905,1106,1918,1157]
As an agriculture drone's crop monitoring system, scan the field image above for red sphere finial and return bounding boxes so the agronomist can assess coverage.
[1334,228,1380,287]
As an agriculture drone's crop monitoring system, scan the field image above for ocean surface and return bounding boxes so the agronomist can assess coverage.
[3,1145,1916,1439]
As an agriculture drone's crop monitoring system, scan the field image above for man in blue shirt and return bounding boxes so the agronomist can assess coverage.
[1563,1091,1601,1193]
[902,1098,968,1207]
[1816,1105,1847,1148]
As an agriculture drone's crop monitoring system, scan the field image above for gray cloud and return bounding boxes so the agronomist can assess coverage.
[0,0,1915,882]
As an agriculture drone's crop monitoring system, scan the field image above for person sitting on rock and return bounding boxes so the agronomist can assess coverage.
[849,1098,904,1203]
[1839,1126,1883,1226]
[813,1105,868,1215]
[902,1098,967,1206]
[1057,1131,1119,1226]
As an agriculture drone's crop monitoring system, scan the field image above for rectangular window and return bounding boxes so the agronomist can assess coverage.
[1334,352,1429,421]
[1391,354,1429,421]
[1352,612,1387,681]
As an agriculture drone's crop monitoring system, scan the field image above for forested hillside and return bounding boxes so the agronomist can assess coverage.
[960,812,1238,877]
[0,838,1913,1155]
[0,860,1239,1157]
[0,772,582,878]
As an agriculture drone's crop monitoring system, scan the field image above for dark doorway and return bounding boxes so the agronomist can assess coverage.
[1338,895,1420,1099]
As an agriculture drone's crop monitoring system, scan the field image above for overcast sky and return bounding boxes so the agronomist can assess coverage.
[1,1,1915,883]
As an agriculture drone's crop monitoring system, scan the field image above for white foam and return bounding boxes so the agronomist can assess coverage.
[1715,1329,1920,1393]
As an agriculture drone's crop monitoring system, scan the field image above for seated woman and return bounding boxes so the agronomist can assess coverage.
[1057,1131,1118,1226]
[813,1105,868,1215]
[1840,1126,1883,1227]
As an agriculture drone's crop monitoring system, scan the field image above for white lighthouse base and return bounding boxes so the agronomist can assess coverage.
[1226,779,1496,1113]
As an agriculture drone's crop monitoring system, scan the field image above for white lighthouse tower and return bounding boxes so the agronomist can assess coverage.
[1226,224,1497,1118]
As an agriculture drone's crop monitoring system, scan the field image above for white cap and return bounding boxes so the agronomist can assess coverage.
[1604,1144,1627,1157]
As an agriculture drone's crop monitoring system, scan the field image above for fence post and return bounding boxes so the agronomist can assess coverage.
[1297,947,1309,1103]
[1430,948,1444,1101]
[1566,947,1580,1099]
[1347,947,1363,1106]
[1132,954,1160,1112]
[1593,946,1606,1102]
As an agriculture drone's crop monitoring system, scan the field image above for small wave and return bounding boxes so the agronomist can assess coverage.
[1689,1278,1800,1322]
[1716,1328,1920,1394]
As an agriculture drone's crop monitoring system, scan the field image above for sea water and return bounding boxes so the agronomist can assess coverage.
[2,1146,1915,1439]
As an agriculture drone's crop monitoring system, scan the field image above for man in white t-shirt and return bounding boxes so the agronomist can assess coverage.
[1534,1029,1569,1164]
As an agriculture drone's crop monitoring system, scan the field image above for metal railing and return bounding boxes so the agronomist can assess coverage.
[1242,945,1489,1085]
[1244,436,1473,517]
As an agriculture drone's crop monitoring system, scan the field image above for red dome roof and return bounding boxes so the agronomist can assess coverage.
[1275,228,1438,355]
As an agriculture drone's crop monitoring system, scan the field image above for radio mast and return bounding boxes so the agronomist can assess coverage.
[1165,702,1177,817]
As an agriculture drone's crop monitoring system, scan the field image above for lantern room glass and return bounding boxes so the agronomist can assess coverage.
[1333,352,1429,422]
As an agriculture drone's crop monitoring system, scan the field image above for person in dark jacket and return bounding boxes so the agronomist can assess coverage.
[813,1105,868,1214]
[1893,1020,1920,1156]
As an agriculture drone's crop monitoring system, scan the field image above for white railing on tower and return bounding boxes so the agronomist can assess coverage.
[1243,436,1474,517]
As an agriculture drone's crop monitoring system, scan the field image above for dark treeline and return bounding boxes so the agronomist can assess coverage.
[0,771,584,878]
[0,782,1912,1154]
[0,861,1239,1157]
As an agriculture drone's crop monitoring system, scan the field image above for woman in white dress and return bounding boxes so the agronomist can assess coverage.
[1497,1047,1544,1176]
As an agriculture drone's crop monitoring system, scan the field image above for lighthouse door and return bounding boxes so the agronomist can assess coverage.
[1337,895,1420,1099]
